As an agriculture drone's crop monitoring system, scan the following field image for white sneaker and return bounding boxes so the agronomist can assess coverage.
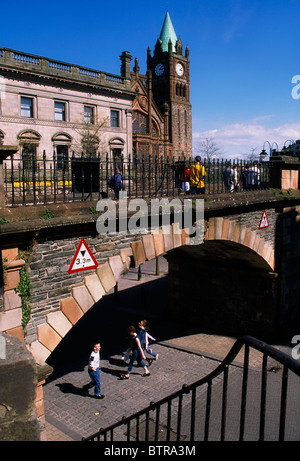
[155,354,159,360]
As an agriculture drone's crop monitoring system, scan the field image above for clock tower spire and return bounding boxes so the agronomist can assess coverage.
[147,11,192,159]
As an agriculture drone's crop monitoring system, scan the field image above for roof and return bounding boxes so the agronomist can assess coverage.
[159,11,177,52]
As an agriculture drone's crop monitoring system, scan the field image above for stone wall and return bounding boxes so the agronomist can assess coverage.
[25,232,143,347]
[278,205,300,328]
[0,334,40,441]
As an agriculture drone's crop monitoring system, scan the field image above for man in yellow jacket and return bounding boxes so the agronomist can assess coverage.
[190,156,206,194]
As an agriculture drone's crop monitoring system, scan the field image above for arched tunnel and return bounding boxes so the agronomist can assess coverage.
[165,240,278,340]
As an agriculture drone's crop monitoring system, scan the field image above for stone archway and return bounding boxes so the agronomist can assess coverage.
[26,218,275,366]
[165,218,277,339]
[204,217,274,270]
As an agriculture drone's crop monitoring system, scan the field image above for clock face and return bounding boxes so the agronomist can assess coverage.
[176,62,184,76]
[155,63,164,76]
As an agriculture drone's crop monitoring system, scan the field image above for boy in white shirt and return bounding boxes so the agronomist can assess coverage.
[83,343,104,399]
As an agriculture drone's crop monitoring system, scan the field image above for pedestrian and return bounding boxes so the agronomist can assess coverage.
[108,167,122,199]
[223,161,234,192]
[241,164,249,191]
[137,319,158,363]
[248,161,260,190]
[120,326,151,379]
[233,165,239,191]
[190,156,205,194]
[181,164,190,194]
[83,342,105,399]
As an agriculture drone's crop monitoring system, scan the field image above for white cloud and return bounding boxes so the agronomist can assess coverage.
[193,120,300,159]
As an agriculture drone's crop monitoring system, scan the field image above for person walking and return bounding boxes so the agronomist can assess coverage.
[190,156,206,194]
[108,167,122,199]
[223,161,234,192]
[137,320,158,364]
[83,342,104,399]
[120,326,150,379]
[181,164,190,194]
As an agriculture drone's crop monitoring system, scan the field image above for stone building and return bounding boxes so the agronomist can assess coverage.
[0,12,192,165]
[0,48,134,164]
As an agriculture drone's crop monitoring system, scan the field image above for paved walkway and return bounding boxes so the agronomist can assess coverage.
[42,257,298,442]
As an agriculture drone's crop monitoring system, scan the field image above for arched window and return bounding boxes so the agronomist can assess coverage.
[0,129,4,145]
[52,132,72,168]
[17,129,41,168]
[132,111,147,134]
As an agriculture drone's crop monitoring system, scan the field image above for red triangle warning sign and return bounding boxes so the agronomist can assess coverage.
[259,210,269,229]
[68,239,98,274]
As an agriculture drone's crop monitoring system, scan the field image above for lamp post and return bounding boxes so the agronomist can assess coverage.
[283,139,296,157]
[260,141,271,161]
[271,142,279,157]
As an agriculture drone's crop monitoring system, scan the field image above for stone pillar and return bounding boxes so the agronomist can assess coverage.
[36,364,53,441]
[0,334,40,441]
[120,51,132,81]
[270,155,300,190]
[125,109,133,160]
[0,247,25,341]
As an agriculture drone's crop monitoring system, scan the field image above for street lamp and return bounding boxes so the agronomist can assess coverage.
[283,139,296,156]
[260,141,271,161]
[271,142,279,157]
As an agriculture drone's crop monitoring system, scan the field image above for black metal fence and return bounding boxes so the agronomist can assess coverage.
[82,336,300,442]
[3,152,272,207]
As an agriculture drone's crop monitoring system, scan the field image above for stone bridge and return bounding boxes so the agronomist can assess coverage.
[1,190,300,369]
[1,189,300,438]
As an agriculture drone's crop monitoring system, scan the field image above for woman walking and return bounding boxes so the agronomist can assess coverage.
[120,326,150,379]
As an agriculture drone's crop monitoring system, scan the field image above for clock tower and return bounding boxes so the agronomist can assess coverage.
[147,11,192,159]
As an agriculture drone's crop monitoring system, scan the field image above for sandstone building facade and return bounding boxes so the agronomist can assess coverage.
[0,12,192,164]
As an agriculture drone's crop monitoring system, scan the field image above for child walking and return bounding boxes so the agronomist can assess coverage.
[137,320,158,362]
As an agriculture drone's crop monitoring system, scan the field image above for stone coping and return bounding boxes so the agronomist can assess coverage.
[1,190,299,231]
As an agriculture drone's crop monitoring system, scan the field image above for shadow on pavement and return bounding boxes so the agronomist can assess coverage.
[45,275,202,383]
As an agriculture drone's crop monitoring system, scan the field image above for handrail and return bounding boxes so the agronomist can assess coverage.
[82,335,300,441]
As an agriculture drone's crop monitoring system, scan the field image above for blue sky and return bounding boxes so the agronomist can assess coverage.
[1,0,300,158]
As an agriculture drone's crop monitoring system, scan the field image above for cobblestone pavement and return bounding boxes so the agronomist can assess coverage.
[42,257,300,442]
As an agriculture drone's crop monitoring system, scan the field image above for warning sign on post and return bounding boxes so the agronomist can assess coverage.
[68,239,98,274]
[259,210,269,229]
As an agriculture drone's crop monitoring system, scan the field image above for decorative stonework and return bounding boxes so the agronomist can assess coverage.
[204,217,275,271]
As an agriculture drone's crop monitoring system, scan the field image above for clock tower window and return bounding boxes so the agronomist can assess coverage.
[176,84,186,98]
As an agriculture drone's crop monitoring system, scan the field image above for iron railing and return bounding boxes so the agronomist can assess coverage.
[82,336,300,442]
[3,152,272,207]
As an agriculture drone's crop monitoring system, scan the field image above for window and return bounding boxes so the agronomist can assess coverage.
[132,111,147,134]
[56,145,69,170]
[111,110,120,127]
[22,144,36,170]
[84,106,94,124]
[21,97,33,118]
[54,101,66,121]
